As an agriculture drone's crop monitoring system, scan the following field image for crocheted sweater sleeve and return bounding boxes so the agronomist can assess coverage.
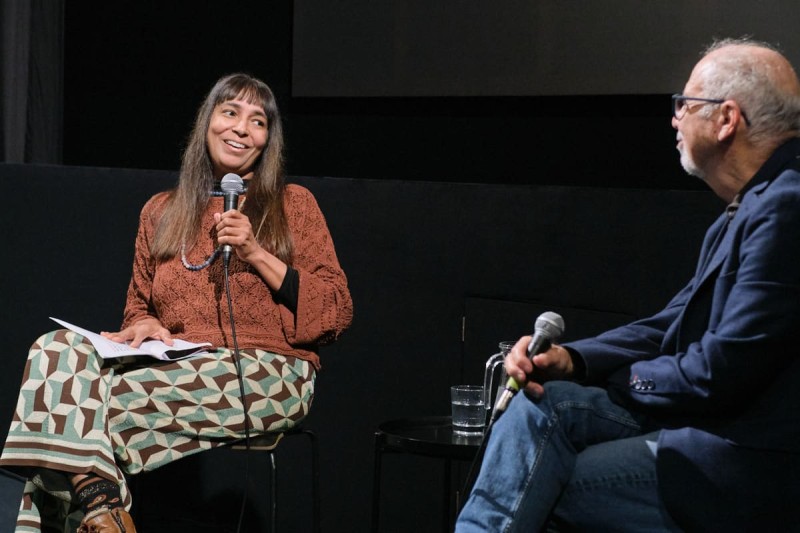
[280,185,353,346]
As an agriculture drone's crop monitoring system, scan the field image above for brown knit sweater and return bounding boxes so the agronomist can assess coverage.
[121,184,353,369]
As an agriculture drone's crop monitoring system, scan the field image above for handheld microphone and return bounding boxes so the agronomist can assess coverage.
[220,173,244,265]
[490,311,565,421]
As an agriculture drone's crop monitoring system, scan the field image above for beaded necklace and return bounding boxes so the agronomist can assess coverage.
[180,184,248,271]
[181,243,219,271]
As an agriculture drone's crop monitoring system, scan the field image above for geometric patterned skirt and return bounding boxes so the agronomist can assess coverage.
[0,329,314,531]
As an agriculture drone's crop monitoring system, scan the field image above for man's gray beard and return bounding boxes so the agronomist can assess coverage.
[680,149,706,181]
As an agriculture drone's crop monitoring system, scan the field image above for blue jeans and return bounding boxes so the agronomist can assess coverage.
[456,381,680,532]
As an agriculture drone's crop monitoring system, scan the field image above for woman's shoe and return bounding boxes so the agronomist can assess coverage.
[77,507,137,533]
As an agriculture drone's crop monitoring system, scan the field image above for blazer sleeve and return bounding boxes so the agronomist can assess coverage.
[565,279,693,382]
[580,176,800,415]
[565,215,729,383]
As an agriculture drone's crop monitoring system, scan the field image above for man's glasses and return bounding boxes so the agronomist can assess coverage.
[671,94,750,126]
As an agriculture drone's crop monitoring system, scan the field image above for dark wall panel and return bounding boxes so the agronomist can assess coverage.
[293,1,800,97]
[62,1,293,172]
[62,1,719,189]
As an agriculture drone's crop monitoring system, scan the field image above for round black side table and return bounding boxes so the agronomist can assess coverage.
[371,416,483,532]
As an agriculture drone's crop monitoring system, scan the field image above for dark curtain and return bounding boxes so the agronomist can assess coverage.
[1,0,64,163]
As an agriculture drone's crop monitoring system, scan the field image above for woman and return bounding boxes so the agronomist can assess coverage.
[0,73,353,532]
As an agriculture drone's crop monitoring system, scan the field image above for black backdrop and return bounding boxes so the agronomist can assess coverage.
[61,1,707,191]
[0,162,722,531]
[0,1,741,531]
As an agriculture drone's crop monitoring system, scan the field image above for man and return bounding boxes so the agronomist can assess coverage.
[456,38,800,531]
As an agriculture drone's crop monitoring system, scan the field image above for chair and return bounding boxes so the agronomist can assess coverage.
[230,425,321,533]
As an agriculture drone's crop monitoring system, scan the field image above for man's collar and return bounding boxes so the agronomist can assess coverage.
[738,137,800,197]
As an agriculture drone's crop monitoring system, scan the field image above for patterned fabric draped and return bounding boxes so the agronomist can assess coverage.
[0,329,314,530]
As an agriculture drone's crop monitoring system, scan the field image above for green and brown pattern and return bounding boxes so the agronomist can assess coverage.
[1,329,314,529]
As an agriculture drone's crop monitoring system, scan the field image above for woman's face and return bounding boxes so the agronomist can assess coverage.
[206,97,268,179]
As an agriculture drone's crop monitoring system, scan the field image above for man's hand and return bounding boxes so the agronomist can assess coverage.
[504,336,574,398]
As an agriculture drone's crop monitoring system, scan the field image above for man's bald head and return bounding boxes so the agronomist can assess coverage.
[691,39,800,146]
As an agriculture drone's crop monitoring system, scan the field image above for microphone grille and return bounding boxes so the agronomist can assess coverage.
[220,173,244,194]
[535,311,565,339]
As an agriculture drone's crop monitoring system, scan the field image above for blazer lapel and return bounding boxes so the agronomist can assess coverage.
[671,200,741,352]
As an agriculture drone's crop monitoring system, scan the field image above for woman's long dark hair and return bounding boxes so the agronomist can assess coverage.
[151,73,293,264]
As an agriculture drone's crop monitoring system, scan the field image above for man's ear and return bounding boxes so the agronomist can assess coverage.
[717,101,744,141]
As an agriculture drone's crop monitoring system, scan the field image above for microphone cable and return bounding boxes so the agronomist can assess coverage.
[224,254,252,533]
[459,387,516,515]
[458,412,497,515]
[217,173,252,532]
[183,177,252,531]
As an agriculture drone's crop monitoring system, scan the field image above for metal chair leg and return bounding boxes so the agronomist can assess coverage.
[233,425,320,533]
[268,451,277,533]
[302,429,321,533]
[267,428,321,533]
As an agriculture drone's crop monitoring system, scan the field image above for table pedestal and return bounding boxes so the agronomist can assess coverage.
[371,416,483,532]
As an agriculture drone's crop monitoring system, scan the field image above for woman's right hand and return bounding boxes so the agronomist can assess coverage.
[101,317,173,348]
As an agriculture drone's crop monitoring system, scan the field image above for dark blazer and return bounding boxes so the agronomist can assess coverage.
[567,138,800,531]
